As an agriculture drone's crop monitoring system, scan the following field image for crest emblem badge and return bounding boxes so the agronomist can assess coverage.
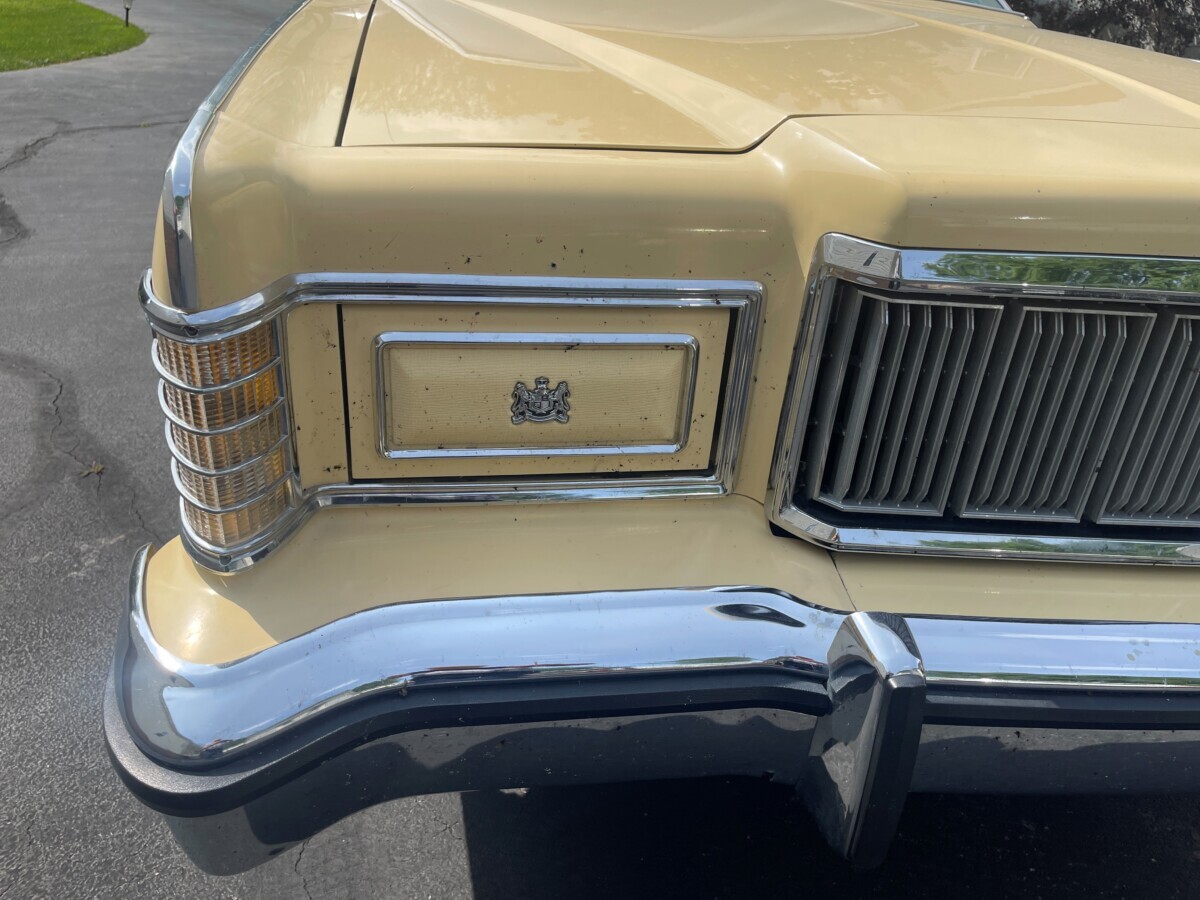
[511,376,570,424]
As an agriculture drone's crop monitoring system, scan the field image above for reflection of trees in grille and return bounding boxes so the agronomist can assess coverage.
[1010,0,1200,58]
[918,254,1200,294]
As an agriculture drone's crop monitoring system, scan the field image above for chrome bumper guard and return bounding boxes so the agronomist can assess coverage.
[105,546,1200,873]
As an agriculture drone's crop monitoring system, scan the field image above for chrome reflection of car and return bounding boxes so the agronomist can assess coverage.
[105,0,1200,873]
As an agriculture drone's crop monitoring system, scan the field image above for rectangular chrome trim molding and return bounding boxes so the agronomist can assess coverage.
[768,234,1200,566]
[374,331,700,460]
[818,233,1200,300]
[161,0,310,312]
[139,269,761,572]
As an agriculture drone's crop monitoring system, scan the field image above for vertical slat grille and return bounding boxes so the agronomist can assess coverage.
[794,283,1200,531]
[1094,314,1200,526]
[804,290,1003,514]
[953,307,1154,521]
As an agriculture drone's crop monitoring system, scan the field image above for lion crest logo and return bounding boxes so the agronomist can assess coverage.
[511,376,570,424]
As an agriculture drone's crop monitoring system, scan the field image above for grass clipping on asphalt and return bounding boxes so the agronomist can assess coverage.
[0,0,146,72]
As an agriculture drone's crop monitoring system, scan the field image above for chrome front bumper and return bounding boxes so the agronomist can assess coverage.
[106,545,1200,873]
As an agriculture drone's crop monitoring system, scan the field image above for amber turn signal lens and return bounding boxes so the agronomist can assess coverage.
[168,407,286,471]
[161,367,282,431]
[153,317,295,555]
[174,443,289,510]
[155,322,276,387]
[182,479,293,548]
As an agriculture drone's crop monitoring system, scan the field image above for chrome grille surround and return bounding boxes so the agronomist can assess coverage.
[770,234,1200,565]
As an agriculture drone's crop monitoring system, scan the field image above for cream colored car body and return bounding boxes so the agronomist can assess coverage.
[143,0,1200,665]
[106,0,1200,874]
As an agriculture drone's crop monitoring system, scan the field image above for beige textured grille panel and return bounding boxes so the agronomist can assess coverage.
[797,285,1200,529]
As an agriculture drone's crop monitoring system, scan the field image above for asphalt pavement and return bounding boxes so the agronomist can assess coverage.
[0,1,1198,897]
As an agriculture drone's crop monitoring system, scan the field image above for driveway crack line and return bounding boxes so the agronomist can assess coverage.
[0,116,191,176]
[0,351,165,546]
[0,116,188,253]
[293,837,314,900]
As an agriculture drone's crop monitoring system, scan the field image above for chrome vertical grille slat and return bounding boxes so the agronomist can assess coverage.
[850,302,911,502]
[886,304,950,504]
[828,301,890,502]
[1095,315,1200,525]
[1055,313,1153,516]
[1164,454,1200,515]
[950,309,1029,514]
[1115,325,1188,510]
[910,305,999,510]
[1095,316,1188,516]
[803,287,862,502]
[806,290,1005,514]
[868,304,932,503]
[967,310,1060,514]
[1162,409,1200,516]
[1146,368,1200,514]
[1185,465,1200,516]
[1024,315,1106,512]
[1134,328,1200,513]
[1004,313,1082,511]
[1130,323,1199,511]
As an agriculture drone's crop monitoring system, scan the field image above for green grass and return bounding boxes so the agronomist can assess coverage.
[0,0,146,72]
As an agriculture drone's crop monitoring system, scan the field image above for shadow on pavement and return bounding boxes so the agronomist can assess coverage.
[461,778,1199,898]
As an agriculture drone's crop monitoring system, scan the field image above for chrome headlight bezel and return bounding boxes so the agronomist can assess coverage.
[140,269,762,573]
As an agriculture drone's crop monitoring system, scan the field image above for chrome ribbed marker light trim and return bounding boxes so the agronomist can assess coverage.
[180,479,295,548]
[148,311,297,556]
[163,412,290,471]
[160,366,283,429]
[172,441,291,510]
[153,322,278,387]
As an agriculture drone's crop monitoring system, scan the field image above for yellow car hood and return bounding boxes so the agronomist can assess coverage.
[340,0,1200,150]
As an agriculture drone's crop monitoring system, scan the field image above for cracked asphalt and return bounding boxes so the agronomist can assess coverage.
[1,2,1198,897]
